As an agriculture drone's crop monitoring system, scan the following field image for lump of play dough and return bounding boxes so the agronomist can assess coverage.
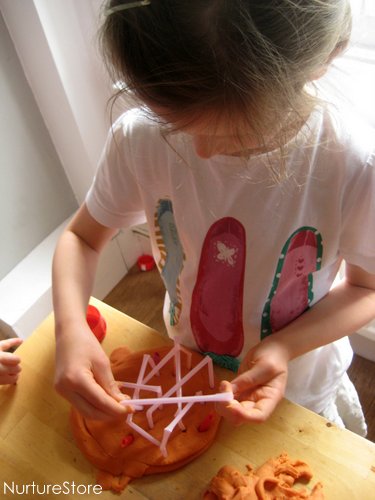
[71,345,222,492]
[204,453,324,499]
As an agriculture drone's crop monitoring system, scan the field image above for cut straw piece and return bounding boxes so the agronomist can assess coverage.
[121,381,162,394]
[140,345,178,385]
[175,346,182,412]
[121,391,233,407]
[146,356,216,424]
[127,418,161,448]
[120,340,229,456]
[160,402,194,457]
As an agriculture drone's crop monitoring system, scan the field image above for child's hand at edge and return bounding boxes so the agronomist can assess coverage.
[54,324,134,421]
[0,337,23,385]
[216,339,289,425]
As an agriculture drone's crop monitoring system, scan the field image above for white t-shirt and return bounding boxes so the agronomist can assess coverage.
[86,105,375,414]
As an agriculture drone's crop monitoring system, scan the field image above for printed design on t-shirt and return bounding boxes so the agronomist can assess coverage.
[215,241,238,266]
[154,199,185,326]
[261,226,323,339]
[190,217,245,361]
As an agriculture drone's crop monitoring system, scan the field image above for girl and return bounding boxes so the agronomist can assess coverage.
[53,0,375,435]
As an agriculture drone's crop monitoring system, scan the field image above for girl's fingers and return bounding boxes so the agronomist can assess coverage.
[0,372,20,385]
[216,396,275,425]
[215,398,244,425]
[232,398,278,423]
[0,352,21,366]
[230,363,270,395]
[93,364,135,413]
[219,380,233,394]
[114,381,134,409]
[68,391,125,421]
[0,338,23,352]
[216,377,282,425]
[57,370,131,420]
[0,363,21,376]
[215,380,241,424]
[94,366,129,402]
[0,344,22,385]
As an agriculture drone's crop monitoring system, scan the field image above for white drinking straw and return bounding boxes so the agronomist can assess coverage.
[120,391,233,407]
[121,382,162,393]
[126,414,161,447]
[121,340,231,457]
[159,402,195,457]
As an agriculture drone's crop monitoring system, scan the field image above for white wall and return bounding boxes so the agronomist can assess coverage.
[320,4,375,130]
[0,0,148,338]
[1,0,111,203]
[0,12,77,280]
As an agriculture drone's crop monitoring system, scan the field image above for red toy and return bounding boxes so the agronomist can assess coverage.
[86,305,107,342]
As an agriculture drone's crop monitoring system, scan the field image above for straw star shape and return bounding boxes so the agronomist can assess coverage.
[119,339,233,456]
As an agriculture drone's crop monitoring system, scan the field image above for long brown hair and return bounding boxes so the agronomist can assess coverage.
[100,0,352,173]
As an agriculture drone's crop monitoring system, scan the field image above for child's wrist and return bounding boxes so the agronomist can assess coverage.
[54,315,91,339]
[259,335,292,363]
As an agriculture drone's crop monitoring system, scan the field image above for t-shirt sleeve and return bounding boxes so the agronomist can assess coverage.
[340,152,375,273]
[85,114,147,229]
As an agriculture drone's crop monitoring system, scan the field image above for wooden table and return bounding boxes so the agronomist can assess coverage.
[1,298,374,499]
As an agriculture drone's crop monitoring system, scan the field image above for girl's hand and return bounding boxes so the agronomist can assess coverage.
[0,337,23,385]
[216,339,289,425]
[54,324,132,421]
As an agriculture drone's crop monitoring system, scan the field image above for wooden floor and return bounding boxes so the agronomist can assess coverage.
[104,264,375,443]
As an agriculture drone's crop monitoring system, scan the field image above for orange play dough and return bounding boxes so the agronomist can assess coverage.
[204,453,324,499]
[70,345,222,492]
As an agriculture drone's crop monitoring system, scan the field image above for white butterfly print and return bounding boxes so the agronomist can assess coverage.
[215,241,238,266]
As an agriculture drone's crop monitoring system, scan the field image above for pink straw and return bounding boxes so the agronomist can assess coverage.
[146,355,215,426]
[120,391,233,408]
[160,402,195,457]
[121,382,162,394]
[126,414,160,447]
[120,340,228,456]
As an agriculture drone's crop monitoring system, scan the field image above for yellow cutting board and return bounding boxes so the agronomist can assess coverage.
[0,298,374,499]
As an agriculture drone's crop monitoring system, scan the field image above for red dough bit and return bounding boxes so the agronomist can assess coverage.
[198,412,215,432]
[120,434,134,448]
[152,351,161,364]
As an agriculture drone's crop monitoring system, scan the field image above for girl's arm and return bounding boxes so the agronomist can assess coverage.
[52,203,130,420]
[217,263,375,425]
